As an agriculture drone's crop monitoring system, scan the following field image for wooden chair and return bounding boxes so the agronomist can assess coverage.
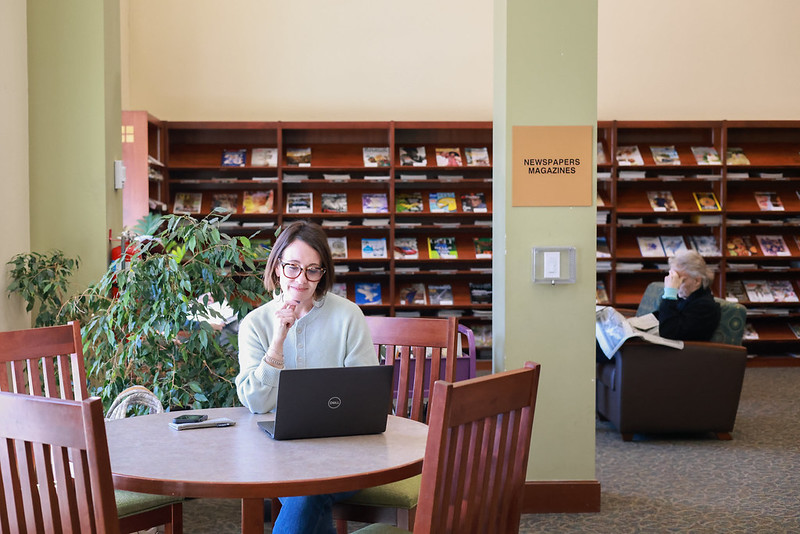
[0,392,121,533]
[0,321,183,533]
[351,361,542,534]
[333,316,459,533]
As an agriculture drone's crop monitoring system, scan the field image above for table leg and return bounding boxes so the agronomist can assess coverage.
[241,497,264,533]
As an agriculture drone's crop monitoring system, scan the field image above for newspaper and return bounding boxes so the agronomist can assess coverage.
[596,306,683,359]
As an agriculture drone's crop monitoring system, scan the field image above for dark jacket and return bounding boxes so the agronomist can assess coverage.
[658,286,721,341]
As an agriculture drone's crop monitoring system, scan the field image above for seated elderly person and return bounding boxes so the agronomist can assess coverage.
[658,249,721,341]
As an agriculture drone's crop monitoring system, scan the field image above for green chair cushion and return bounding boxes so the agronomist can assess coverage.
[114,489,182,518]
[341,474,421,508]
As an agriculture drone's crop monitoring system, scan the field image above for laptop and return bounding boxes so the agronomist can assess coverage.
[257,365,394,440]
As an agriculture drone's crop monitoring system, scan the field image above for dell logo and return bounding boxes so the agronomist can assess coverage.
[328,397,342,409]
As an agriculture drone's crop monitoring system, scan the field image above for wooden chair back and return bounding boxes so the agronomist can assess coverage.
[0,321,88,400]
[0,392,121,533]
[365,316,458,423]
[414,361,541,534]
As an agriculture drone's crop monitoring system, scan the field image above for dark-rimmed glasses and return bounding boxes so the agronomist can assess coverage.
[279,261,326,282]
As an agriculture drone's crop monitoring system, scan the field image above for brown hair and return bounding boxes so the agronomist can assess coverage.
[264,220,334,299]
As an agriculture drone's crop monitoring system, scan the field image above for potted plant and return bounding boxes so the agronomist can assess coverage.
[6,250,80,327]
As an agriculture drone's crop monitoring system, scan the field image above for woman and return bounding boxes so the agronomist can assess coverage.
[658,249,721,341]
[236,220,376,534]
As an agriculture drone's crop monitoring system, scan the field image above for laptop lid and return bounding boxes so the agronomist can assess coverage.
[257,365,394,440]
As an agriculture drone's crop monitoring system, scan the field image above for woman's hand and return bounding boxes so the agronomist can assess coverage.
[664,269,684,290]
[274,299,300,339]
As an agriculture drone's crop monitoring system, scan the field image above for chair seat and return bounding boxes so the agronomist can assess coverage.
[341,475,421,508]
[115,490,184,518]
[352,524,407,534]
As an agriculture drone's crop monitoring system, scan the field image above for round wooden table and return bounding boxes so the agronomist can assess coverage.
[106,407,427,533]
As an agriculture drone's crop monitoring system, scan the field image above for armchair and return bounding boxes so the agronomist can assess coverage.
[596,282,748,441]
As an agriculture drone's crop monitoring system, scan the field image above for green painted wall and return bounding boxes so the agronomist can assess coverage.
[27,0,122,293]
[494,0,598,480]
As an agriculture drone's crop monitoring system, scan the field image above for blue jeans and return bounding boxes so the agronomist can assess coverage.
[273,490,358,534]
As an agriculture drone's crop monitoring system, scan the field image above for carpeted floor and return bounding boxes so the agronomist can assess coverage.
[179,367,800,533]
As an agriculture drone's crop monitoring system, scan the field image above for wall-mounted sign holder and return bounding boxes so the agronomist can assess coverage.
[532,247,576,285]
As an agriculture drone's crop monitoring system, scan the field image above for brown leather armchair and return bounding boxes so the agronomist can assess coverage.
[596,282,748,441]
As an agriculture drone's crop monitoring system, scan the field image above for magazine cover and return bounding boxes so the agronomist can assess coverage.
[435,148,463,167]
[690,235,720,256]
[429,192,457,213]
[362,193,389,213]
[469,282,492,304]
[725,280,747,302]
[427,284,454,305]
[355,282,382,305]
[726,236,758,256]
[596,280,609,303]
[743,323,759,340]
[361,238,387,258]
[473,237,492,259]
[330,282,347,299]
[660,235,688,257]
[691,146,721,165]
[173,192,202,214]
[362,147,390,167]
[221,148,247,167]
[242,190,274,214]
[321,193,348,213]
[650,146,681,165]
[460,192,487,213]
[327,236,348,259]
[398,146,427,166]
[743,280,774,303]
[768,280,799,302]
[725,147,751,165]
[427,237,458,259]
[596,142,608,165]
[395,192,424,212]
[393,237,419,259]
[693,192,721,211]
[286,192,313,213]
[615,145,644,166]
[789,323,800,339]
[757,235,791,256]
[398,283,427,305]
[754,192,784,211]
[464,147,490,166]
[597,236,611,258]
[646,191,678,212]
[210,193,238,214]
[285,147,311,166]
[250,147,278,167]
[637,236,665,257]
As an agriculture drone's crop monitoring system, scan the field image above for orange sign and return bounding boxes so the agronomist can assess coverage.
[512,125,593,207]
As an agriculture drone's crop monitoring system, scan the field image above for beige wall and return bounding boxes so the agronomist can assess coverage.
[0,0,31,332]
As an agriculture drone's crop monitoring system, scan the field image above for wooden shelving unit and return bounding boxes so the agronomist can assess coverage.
[597,120,800,365]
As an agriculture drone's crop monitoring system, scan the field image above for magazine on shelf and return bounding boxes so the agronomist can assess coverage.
[354,282,382,305]
[398,283,427,305]
[428,237,458,259]
[242,190,274,214]
[615,145,644,166]
[726,235,759,256]
[473,237,492,259]
[757,235,791,256]
[221,149,247,167]
[768,280,799,302]
[320,193,348,213]
[435,148,463,167]
[323,174,351,182]
[596,280,609,303]
[398,146,427,166]
[250,148,278,167]
[210,193,238,214]
[327,236,348,259]
[361,238,387,259]
[637,236,665,257]
[743,280,774,303]
[173,192,203,214]
[743,323,759,340]
[330,282,347,299]
[395,192,424,212]
[362,147,390,167]
[285,147,311,166]
[650,146,681,165]
[596,142,608,165]
[690,235,721,256]
[596,306,683,359]
[427,284,454,305]
[286,192,313,214]
[691,146,721,165]
[597,236,611,258]
[429,192,457,213]
[393,237,419,259]
[693,192,721,211]
[362,193,389,214]
[464,147,490,166]
[725,280,748,302]
[754,192,784,211]
[647,191,678,212]
[660,235,689,257]
[460,192,487,213]
[789,323,800,339]
[469,282,492,304]
[725,147,750,165]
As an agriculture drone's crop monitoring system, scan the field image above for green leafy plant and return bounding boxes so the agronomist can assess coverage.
[66,213,271,410]
[7,250,80,327]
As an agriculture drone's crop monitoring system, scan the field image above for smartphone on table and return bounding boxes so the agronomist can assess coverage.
[172,413,208,424]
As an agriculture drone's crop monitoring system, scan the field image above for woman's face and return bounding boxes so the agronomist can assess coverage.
[275,239,322,306]
[676,270,702,298]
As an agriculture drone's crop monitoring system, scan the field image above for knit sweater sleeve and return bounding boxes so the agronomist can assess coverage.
[235,304,281,413]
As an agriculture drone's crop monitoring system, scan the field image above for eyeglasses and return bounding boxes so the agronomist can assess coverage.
[279,261,326,282]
